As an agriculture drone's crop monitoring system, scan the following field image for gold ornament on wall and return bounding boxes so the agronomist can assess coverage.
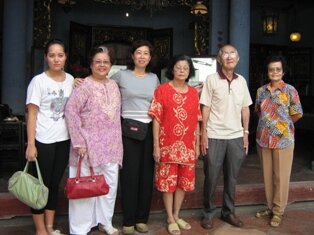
[262,14,278,34]
[33,0,52,48]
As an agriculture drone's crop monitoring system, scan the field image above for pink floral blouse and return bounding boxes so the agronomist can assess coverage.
[65,77,123,167]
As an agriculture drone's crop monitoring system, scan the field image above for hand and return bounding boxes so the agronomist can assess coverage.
[196,145,200,159]
[77,148,87,158]
[243,134,249,155]
[25,144,37,161]
[74,78,85,87]
[200,132,208,156]
[195,82,204,94]
[153,146,161,163]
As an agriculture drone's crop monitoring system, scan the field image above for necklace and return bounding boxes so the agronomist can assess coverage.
[132,71,146,78]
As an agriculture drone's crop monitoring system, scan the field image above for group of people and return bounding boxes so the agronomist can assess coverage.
[24,38,303,235]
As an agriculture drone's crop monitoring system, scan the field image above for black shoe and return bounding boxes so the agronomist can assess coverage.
[201,217,213,229]
[221,213,243,227]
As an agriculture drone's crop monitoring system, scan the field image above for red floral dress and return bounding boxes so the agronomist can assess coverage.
[149,83,201,165]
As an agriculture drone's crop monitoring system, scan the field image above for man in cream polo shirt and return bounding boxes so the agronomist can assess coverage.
[200,44,252,229]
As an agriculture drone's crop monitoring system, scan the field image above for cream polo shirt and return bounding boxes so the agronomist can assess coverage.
[200,71,252,139]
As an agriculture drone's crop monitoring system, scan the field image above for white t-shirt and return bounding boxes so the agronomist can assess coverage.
[26,72,74,144]
[200,72,252,139]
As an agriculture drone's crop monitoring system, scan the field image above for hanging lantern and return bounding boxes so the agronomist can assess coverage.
[191,1,208,15]
[263,14,278,34]
[290,32,302,42]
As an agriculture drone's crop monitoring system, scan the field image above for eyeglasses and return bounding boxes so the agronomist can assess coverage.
[268,67,282,73]
[93,60,111,66]
[174,66,189,72]
[220,51,238,59]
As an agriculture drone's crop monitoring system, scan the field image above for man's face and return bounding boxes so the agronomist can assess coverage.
[218,46,239,70]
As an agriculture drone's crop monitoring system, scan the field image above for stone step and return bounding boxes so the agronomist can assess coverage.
[1,181,314,219]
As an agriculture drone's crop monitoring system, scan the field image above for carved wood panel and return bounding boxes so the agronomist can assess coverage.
[69,22,173,74]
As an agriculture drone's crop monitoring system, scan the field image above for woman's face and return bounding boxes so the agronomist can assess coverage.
[268,61,284,82]
[90,52,112,78]
[46,44,66,72]
[131,46,151,69]
[173,60,190,82]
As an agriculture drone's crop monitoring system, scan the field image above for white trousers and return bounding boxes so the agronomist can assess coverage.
[68,162,119,235]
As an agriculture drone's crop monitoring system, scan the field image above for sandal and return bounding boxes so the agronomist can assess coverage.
[255,208,272,218]
[98,224,119,235]
[48,230,65,235]
[122,226,135,235]
[135,223,148,233]
[270,214,282,227]
[175,218,191,230]
[168,223,180,235]
[46,225,65,235]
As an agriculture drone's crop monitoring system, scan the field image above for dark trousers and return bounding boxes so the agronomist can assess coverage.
[203,138,245,219]
[31,139,70,214]
[120,125,154,226]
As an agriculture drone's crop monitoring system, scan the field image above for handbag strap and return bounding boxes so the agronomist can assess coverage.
[24,159,44,184]
[23,161,30,173]
[76,156,95,179]
[34,159,44,184]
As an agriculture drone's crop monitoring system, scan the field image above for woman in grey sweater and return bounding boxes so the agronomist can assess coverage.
[111,39,159,235]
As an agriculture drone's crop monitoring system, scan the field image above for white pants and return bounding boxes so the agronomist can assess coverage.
[69,162,119,235]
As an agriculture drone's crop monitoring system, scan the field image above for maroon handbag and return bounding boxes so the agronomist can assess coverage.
[65,157,109,199]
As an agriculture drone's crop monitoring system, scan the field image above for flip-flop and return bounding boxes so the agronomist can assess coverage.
[176,218,191,230]
[168,223,180,235]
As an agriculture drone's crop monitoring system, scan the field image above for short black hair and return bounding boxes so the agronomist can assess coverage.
[127,40,154,72]
[165,54,195,83]
[266,54,289,74]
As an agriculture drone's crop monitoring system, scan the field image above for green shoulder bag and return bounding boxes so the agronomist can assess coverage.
[8,159,49,209]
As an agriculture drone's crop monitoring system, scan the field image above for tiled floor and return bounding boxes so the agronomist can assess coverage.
[0,201,314,235]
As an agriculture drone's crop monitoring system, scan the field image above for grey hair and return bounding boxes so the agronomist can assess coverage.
[98,46,109,53]
[218,44,238,58]
[88,45,115,65]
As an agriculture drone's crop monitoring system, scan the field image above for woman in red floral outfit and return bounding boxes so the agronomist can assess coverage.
[149,54,201,235]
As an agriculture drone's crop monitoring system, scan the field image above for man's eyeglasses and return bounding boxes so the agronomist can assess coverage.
[220,51,238,59]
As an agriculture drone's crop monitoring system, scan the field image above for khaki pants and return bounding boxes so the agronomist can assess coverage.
[257,144,294,215]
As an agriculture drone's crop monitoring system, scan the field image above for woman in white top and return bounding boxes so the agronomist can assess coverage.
[26,39,74,235]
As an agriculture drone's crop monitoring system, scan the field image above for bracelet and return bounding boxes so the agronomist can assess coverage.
[244,130,249,134]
